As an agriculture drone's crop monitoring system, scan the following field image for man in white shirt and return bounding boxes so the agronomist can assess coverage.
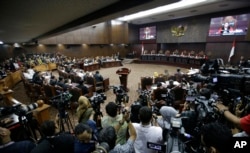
[133,106,163,153]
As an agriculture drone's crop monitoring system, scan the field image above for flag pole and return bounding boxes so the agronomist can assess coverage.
[228,39,236,65]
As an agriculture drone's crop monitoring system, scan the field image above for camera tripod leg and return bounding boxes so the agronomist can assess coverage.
[65,114,74,133]
[58,112,74,133]
[59,117,65,132]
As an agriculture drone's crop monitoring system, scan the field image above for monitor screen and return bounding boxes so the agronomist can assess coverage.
[208,14,250,36]
[139,26,156,40]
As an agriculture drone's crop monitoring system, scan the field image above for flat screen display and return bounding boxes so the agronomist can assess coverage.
[139,26,156,40]
[208,14,250,36]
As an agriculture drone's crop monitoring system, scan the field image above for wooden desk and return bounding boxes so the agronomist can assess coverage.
[32,104,51,125]
[140,55,207,68]
[102,61,122,68]
[103,78,110,91]
[0,70,22,92]
[83,63,100,72]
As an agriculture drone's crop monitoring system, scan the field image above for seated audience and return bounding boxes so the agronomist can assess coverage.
[0,126,36,153]
[152,82,168,101]
[56,76,68,91]
[23,69,34,80]
[32,70,43,85]
[167,79,176,89]
[0,67,7,79]
[76,80,89,96]
[174,68,184,82]
[101,102,128,145]
[133,106,163,153]
[49,75,57,86]
[94,71,103,82]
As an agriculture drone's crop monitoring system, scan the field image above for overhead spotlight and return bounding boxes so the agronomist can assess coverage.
[14,43,21,48]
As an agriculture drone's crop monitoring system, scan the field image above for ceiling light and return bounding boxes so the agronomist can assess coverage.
[117,0,207,21]
[14,43,20,48]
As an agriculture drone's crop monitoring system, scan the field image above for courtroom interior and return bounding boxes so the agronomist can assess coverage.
[0,1,250,153]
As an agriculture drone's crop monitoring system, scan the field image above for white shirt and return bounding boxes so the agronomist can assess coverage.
[133,123,163,153]
[23,72,33,80]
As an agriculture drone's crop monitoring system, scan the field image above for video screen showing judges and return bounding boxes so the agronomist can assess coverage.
[208,13,250,36]
[139,26,156,40]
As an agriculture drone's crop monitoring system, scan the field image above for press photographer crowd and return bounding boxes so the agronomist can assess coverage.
[1,57,250,153]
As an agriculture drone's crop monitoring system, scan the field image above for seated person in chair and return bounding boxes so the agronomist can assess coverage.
[152,82,168,109]
[76,80,89,96]
[93,71,103,82]
[0,126,36,153]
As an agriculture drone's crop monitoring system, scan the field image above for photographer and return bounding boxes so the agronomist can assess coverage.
[216,102,250,137]
[97,111,136,153]
[101,102,128,145]
[157,106,178,129]
[133,106,163,153]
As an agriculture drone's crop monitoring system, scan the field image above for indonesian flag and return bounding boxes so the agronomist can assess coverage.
[228,39,235,63]
[141,41,144,55]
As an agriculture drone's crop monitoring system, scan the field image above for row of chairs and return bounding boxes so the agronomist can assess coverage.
[57,69,104,93]
[21,73,83,105]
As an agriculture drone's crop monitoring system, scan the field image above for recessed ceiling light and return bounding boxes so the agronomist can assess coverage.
[117,0,207,21]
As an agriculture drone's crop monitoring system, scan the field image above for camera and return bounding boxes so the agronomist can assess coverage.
[49,91,72,118]
[89,93,107,109]
[111,85,129,105]
[0,103,39,118]
[92,142,110,153]
[137,89,151,106]
[88,93,107,121]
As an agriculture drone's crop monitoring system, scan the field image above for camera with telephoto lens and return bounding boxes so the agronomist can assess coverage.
[0,103,39,118]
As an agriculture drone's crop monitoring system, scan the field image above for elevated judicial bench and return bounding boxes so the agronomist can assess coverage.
[140,55,207,68]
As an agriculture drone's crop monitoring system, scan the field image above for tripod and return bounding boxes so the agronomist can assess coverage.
[57,110,74,133]
[18,112,41,141]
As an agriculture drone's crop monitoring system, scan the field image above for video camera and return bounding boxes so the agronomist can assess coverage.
[110,85,129,105]
[137,89,151,106]
[147,117,190,153]
[89,93,107,110]
[49,91,72,118]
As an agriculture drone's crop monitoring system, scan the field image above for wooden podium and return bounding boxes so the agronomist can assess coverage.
[116,68,131,91]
